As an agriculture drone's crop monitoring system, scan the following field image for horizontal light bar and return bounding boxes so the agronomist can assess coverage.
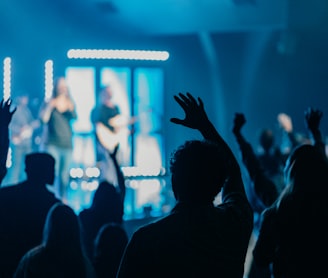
[67,49,169,61]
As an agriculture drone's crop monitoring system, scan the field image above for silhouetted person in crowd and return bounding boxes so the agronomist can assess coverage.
[14,203,96,278]
[79,144,126,259]
[92,223,129,278]
[252,108,328,278]
[233,113,279,214]
[117,93,253,278]
[0,152,61,278]
[256,113,299,195]
[0,98,16,185]
[233,113,279,278]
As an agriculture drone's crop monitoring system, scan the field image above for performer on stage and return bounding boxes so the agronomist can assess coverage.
[7,93,40,184]
[91,85,135,184]
[39,76,77,202]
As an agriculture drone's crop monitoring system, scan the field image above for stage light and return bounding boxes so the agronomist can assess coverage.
[69,181,79,190]
[121,166,166,177]
[67,49,170,61]
[3,57,11,100]
[44,60,53,101]
[85,166,100,178]
[69,167,84,179]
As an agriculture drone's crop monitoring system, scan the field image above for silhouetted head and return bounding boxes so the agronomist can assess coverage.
[91,180,123,223]
[284,144,328,194]
[42,203,82,252]
[170,140,229,204]
[259,129,274,152]
[24,152,55,185]
[93,223,128,260]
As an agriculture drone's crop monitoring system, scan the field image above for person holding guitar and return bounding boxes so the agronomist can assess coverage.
[7,93,40,184]
[91,85,136,185]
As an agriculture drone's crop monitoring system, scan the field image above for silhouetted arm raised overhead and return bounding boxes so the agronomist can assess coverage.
[108,143,126,202]
[0,99,16,185]
[170,92,247,199]
[304,107,326,156]
[232,113,278,207]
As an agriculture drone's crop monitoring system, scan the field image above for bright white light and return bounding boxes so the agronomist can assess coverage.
[69,167,84,179]
[44,60,53,101]
[122,166,166,177]
[87,180,99,191]
[3,57,11,100]
[81,181,89,191]
[85,167,100,178]
[67,49,170,61]
[70,181,79,190]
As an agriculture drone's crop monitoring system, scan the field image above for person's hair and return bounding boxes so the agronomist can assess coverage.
[42,203,83,252]
[24,152,55,184]
[91,180,124,223]
[170,140,229,203]
[93,223,128,277]
[52,76,71,99]
[259,128,274,152]
[42,203,90,277]
[93,223,128,260]
[279,144,328,200]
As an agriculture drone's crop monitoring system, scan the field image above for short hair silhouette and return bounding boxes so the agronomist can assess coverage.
[259,129,274,152]
[170,140,229,203]
[24,152,55,184]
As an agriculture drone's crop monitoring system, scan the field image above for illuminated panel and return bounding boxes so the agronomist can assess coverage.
[66,67,96,167]
[100,67,132,166]
[66,67,96,133]
[67,49,169,61]
[133,67,164,171]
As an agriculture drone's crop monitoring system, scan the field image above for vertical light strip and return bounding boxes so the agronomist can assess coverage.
[3,57,11,100]
[44,60,53,101]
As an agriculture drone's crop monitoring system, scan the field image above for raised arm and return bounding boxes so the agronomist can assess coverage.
[0,99,16,185]
[304,107,326,156]
[233,113,278,208]
[170,92,246,198]
[108,144,126,202]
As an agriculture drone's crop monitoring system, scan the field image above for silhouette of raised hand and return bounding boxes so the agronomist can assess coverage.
[0,98,16,185]
[232,113,246,135]
[304,107,322,132]
[170,92,209,130]
[0,98,16,127]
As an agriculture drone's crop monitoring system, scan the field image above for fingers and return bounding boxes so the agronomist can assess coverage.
[170,118,184,125]
[173,95,188,111]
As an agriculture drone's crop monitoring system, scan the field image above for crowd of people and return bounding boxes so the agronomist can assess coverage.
[0,87,327,277]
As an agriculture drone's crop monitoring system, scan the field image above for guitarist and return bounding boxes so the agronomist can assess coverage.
[91,85,133,185]
[7,93,39,184]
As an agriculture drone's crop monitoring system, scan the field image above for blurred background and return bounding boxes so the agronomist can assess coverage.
[1,0,328,219]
